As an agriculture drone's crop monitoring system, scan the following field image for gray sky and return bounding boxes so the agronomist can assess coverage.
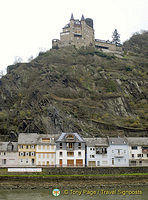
[0,0,147,74]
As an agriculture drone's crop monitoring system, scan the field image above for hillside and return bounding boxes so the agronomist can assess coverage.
[0,32,148,140]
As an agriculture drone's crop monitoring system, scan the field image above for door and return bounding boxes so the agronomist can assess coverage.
[67,160,74,166]
[59,159,62,167]
[47,161,49,166]
[88,161,96,167]
[32,159,35,165]
[76,159,83,166]
[112,158,114,165]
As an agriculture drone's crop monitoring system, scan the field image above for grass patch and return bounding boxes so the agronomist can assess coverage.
[0,173,148,178]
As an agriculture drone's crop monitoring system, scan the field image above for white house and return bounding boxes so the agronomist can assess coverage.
[36,134,60,166]
[55,133,86,167]
[0,142,18,167]
[127,137,148,167]
[84,138,109,167]
[107,137,129,167]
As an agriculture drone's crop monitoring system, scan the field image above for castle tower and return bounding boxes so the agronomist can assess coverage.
[81,14,85,39]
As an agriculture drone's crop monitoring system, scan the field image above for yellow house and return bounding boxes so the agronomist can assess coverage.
[18,133,38,166]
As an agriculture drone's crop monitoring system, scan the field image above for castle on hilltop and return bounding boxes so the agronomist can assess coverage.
[52,14,122,52]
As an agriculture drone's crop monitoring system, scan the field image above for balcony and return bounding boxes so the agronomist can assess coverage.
[66,147,74,151]
[142,149,148,154]
[114,152,124,158]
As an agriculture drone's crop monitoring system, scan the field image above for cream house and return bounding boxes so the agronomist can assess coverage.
[36,134,60,166]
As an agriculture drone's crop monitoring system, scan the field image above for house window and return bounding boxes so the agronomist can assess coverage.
[20,145,23,149]
[26,159,28,164]
[26,152,29,156]
[26,145,28,149]
[124,150,126,153]
[3,152,6,156]
[2,159,6,165]
[31,152,34,156]
[38,145,41,150]
[112,150,114,153]
[43,145,45,150]
[132,146,138,150]
[118,159,120,162]
[118,149,120,154]
[78,143,81,149]
[59,152,63,156]
[90,148,92,151]
[20,152,24,156]
[67,152,74,157]
[132,154,134,158]
[138,154,142,157]
[147,154,148,157]
[60,143,62,149]
[97,161,100,166]
[31,145,34,149]
[78,152,81,156]
[90,155,95,158]
[20,159,23,163]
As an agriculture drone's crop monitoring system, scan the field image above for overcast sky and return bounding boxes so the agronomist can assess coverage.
[0,0,147,74]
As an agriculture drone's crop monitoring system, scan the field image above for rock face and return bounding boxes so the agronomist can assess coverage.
[0,32,148,140]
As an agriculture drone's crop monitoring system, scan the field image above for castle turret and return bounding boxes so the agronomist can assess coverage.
[81,14,85,21]
[70,13,74,20]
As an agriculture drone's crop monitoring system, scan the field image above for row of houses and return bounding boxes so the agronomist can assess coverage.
[0,133,148,167]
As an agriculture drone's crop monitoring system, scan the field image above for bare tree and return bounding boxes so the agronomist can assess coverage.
[0,70,4,78]
[28,55,34,62]
[13,56,23,64]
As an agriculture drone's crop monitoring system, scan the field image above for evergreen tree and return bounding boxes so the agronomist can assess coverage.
[112,29,121,46]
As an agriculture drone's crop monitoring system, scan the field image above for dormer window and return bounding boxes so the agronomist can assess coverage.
[42,138,50,142]
[78,143,81,149]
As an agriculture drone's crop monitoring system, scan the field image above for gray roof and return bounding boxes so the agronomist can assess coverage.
[56,132,85,143]
[84,138,108,147]
[0,142,18,152]
[108,137,128,145]
[18,133,39,144]
[127,137,148,146]
[36,134,61,144]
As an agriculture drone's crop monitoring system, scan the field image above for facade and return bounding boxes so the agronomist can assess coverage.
[0,134,148,168]
[18,133,38,166]
[36,134,60,166]
[52,14,122,52]
[0,142,18,167]
[56,133,86,167]
[85,138,109,167]
[108,138,129,167]
[127,137,148,167]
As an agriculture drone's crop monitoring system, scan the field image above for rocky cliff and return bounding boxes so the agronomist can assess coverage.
[0,31,148,140]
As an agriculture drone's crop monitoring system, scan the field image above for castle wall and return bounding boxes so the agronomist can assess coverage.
[95,40,122,52]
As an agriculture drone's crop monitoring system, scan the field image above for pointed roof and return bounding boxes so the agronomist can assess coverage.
[81,14,85,21]
[70,13,74,20]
